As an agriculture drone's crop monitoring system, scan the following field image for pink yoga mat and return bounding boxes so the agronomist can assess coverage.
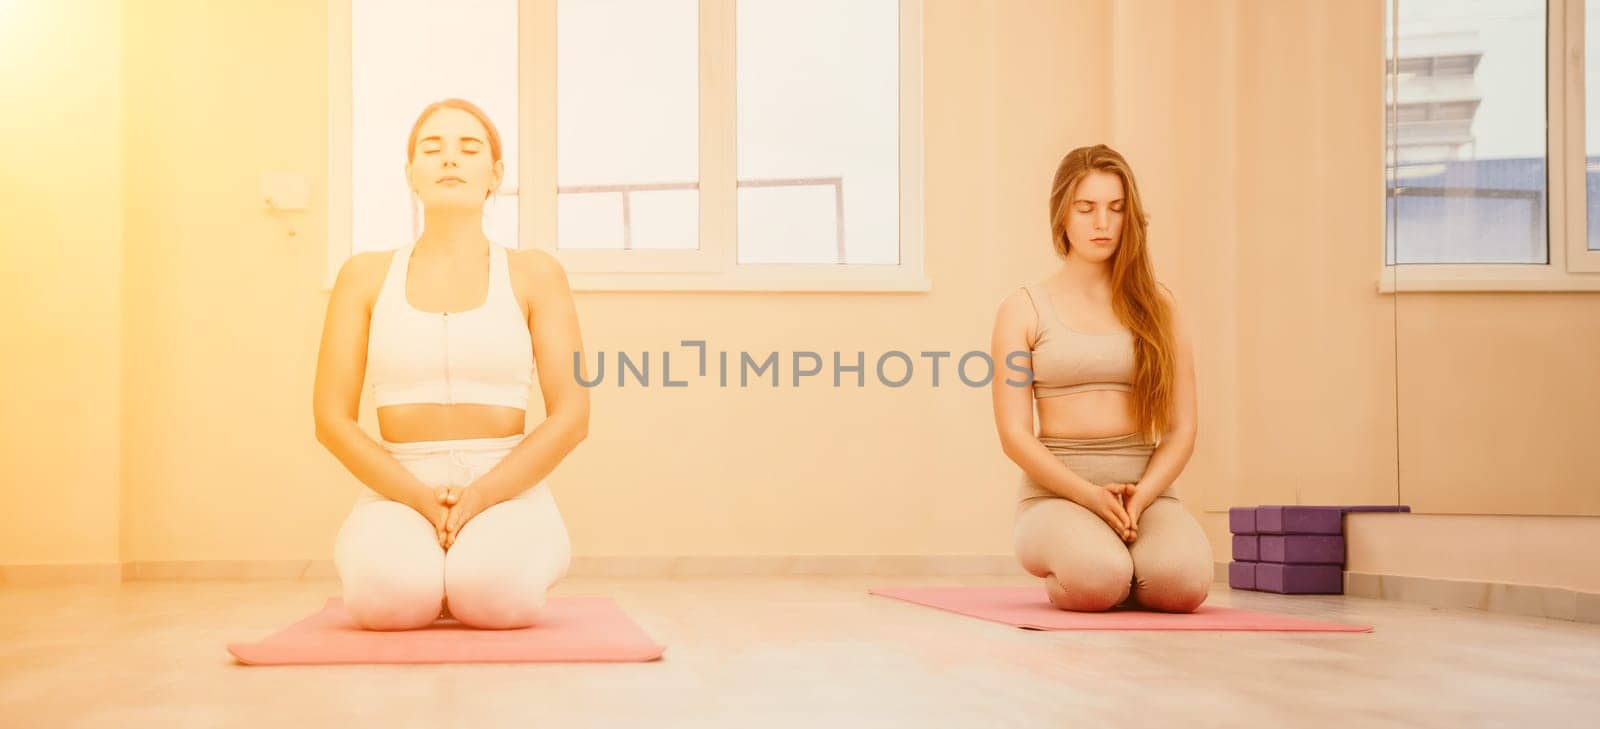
[228,596,667,665]
[870,586,1372,632]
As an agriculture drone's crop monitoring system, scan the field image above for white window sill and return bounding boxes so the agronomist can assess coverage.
[567,269,933,293]
[1376,266,1600,293]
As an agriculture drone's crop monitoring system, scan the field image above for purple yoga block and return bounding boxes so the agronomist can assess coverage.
[1255,563,1343,594]
[1229,507,1257,535]
[1260,535,1346,565]
[1228,561,1257,590]
[1232,534,1259,561]
[1255,506,1342,535]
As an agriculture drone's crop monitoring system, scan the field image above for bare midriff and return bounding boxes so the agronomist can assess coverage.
[377,404,526,443]
[1035,390,1139,440]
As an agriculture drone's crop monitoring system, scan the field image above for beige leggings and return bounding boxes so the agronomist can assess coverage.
[333,433,571,630]
[1014,432,1213,613]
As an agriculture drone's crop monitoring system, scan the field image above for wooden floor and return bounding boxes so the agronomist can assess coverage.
[4,575,1598,728]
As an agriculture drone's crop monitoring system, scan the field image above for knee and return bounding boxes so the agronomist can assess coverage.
[334,502,445,630]
[446,569,550,630]
[1046,557,1134,612]
[1134,565,1212,613]
[341,571,443,631]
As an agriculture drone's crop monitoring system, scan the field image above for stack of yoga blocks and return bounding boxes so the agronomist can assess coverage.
[1228,505,1411,594]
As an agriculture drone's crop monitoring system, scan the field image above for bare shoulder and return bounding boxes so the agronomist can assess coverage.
[332,250,392,309]
[336,249,390,279]
[998,286,1034,321]
[994,286,1038,341]
[507,247,570,288]
[506,248,575,324]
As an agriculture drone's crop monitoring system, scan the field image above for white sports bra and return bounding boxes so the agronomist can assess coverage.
[366,241,534,410]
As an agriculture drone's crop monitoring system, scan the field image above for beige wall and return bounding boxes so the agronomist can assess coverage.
[109,0,1113,563]
[1396,293,1600,515]
[120,0,343,562]
[1115,0,1408,555]
[1347,512,1600,592]
[0,0,124,566]
[6,1,1598,591]
[1232,0,1403,512]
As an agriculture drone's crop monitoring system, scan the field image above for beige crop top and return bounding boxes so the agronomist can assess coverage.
[1019,282,1136,398]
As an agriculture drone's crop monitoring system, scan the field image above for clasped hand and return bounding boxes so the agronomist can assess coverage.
[1085,482,1151,543]
[417,485,489,549]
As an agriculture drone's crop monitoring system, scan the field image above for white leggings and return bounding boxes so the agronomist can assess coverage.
[333,433,571,631]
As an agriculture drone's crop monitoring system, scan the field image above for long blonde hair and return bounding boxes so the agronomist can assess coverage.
[1048,144,1176,446]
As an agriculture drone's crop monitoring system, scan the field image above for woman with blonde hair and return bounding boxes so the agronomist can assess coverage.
[990,144,1212,612]
[313,98,589,630]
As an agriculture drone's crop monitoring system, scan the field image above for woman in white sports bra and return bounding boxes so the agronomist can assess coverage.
[313,98,590,630]
[989,144,1212,613]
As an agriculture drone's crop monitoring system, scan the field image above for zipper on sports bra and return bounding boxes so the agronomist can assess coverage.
[442,311,453,404]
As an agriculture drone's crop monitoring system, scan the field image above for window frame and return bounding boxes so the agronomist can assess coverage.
[1380,0,1600,292]
[326,0,928,293]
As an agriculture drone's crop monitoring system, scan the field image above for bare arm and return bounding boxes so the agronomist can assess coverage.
[1131,289,1198,502]
[990,290,1102,505]
[465,249,591,505]
[311,253,433,511]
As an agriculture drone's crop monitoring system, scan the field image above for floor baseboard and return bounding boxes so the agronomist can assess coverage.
[1344,570,1600,624]
[1213,561,1600,624]
[0,563,122,586]
[19,558,1593,623]
[3,556,1033,584]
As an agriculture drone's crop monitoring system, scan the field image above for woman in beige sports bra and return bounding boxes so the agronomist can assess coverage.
[312,99,590,630]
[990,144,1212,613]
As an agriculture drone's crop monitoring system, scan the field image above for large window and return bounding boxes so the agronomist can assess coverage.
[328,0,926,292]
[557,0,699,252]
[736,0,901,266]
[1384,0,1600,291]
[1585,0,1600,251]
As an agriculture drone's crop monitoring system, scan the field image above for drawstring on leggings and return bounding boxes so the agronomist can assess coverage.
[448,449,473,485]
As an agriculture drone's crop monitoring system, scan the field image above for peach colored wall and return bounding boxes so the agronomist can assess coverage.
[119,0,344,562]
[1115,0,1408,554]
[0,0,124,565]
[1395,293,1600,515]
[112,0,1120,563]
[1230,0,1404,512]
[1347,512,1600,592]
[7,1,1598,592]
